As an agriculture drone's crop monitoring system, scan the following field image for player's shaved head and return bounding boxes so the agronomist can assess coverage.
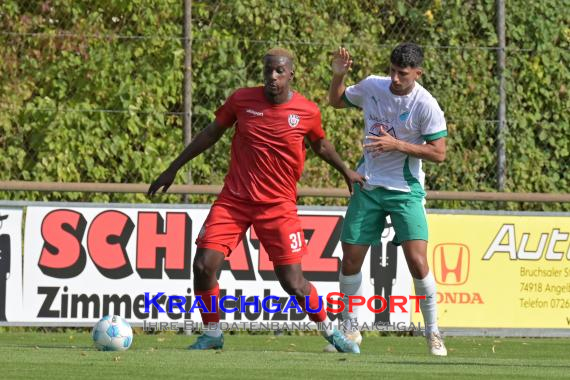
[265,47,295,69]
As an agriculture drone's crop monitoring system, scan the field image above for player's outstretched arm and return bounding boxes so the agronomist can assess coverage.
[309,138,365,195]
[147,121,227,195]
[328,47,352,109]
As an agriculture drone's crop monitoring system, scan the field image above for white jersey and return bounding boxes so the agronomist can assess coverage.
[344,75,447,193]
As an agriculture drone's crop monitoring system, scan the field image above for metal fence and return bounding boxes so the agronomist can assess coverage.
[0,1,568,206]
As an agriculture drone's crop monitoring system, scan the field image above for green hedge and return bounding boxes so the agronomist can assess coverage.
[0,0,568,210]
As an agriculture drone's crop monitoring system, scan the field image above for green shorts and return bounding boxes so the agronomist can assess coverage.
[340,184,428,246]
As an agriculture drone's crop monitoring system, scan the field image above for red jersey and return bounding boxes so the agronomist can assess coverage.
[214,87,325,203]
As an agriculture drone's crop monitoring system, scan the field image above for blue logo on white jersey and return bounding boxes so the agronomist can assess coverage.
[399,111,410,122]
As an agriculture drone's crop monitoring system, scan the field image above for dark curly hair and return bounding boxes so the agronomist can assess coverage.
[390,42,424,68]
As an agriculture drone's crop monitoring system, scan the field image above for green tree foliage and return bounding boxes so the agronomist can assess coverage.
[0,0,568,210]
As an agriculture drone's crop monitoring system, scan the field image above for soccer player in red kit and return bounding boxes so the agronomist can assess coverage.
[148,48,363,353]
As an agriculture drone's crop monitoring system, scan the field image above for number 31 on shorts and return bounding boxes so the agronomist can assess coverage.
[289,231,303,252]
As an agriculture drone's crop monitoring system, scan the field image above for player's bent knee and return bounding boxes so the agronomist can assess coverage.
[407,257,429,279]
[193,257,218,279]
[279,279,306,298]
[341,256,365,275]
[341,243,368,275]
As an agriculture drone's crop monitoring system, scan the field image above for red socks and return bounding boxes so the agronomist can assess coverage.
[296,282,326,322]
[194,285,220,325]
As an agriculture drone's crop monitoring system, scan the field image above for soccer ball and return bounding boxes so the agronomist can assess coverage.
[92,315,133,351]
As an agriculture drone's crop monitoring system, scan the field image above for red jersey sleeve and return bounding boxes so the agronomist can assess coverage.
[214,91,238,127]
[306,106,326,142]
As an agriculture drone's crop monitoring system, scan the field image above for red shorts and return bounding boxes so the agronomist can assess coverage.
[195,195,306,266]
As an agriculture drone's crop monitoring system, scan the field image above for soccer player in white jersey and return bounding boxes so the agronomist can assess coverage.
[326,43,448,356]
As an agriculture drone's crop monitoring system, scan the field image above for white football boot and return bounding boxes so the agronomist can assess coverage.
[426,331,447,356]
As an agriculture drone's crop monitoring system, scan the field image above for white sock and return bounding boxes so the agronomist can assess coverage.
[320,318,336,337]
[203,323,222,337]
[340,272,363,329]
[413,272,439,335]
[341,318,359,332]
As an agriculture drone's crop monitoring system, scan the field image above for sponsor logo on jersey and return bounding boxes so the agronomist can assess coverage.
[369,123,396,138]
[371,96,379,107]
[246,109,263,117]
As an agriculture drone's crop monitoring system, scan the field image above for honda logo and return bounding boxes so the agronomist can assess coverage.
[433,243,470,285]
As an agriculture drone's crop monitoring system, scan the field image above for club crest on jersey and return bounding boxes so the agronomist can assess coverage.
[288,114,300,128]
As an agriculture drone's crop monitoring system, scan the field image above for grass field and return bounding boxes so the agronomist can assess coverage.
[1,331,568,379]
